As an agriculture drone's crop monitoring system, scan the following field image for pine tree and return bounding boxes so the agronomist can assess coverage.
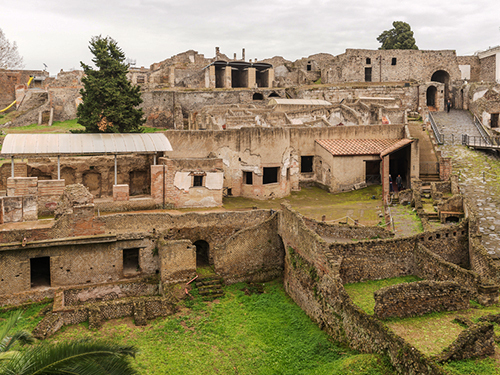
[77,36,144,133]
[377,21,418,50]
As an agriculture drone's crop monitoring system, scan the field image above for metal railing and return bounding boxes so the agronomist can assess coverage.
[462,135,500,148]
[428,112,444,144]
[473,114,492,145]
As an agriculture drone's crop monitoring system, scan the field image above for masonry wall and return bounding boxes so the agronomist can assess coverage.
[0,69,46,108]
[303,217,393,240]
[278,203,446,374]
[374,281,471,319]
[215,213,284,283]
[480,55,497,82]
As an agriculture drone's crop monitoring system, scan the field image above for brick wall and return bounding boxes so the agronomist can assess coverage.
[159,240,196,284]
[112,184,129,201]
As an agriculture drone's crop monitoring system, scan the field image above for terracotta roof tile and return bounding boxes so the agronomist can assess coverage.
[316,138,412,156]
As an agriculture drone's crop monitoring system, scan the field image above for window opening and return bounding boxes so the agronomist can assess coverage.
[123,248,140,274]
[491,113,499,128]
[263,167,279,184]
[30,257,51,288]
[243,171,253,185]
[193,175,204,187]
[365,67,372,82]
[301,156,314,173]
[391,58,397,66]
[366,58,371,64]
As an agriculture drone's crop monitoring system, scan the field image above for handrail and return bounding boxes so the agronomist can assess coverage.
[472,114,492,145]
[428,112,444,145]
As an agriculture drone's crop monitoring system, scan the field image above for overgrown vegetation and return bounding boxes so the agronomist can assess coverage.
[0,281,397,374]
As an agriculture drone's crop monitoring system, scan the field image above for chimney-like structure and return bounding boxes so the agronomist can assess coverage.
[242,48,246,61]
[215,47,220,58]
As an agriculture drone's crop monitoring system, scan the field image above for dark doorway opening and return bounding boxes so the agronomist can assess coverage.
[123,248,140,274]
[263,167,279,184]
[301,156,314,173]
[243,171,253,185]
[253,93,264,100]
[389,145,411,191]
[307,63,312,71]
[365,160,381,185]
[491,113,499,128]
[194,240,210,267]
[365,67,372,82]
[30,257,51,288]
[446,216,460,223]
[426,86,437,107]
[268,92,280,98]
[215,66,225,88]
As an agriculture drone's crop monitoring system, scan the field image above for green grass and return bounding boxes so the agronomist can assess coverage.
[222,185,383,225]
[1,281,396,375]
[442,356,500,375]
[344,276,422,315]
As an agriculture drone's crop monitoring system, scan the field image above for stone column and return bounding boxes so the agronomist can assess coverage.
[205,65,216,88]
[382,155,390,205]
[224,67,232,88]
[247,67,256,88]
[268,68,275,88]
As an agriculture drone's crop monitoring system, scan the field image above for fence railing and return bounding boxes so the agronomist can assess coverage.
[428,112,444,144]
[472,114,492,145]
[462,135,500,148]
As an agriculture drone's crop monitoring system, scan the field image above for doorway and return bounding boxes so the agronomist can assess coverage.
[194,240,210,267]
[30,257,51,288]
[426,86,437,107]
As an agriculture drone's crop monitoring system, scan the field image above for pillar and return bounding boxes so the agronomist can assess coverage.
[267,68,275,88]
[224,67,232,88]
[247,67,256,88]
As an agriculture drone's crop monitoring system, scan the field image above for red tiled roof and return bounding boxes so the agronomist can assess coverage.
[316,138,412,156]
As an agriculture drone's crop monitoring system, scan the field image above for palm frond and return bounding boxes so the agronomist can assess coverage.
[0,310,33,353]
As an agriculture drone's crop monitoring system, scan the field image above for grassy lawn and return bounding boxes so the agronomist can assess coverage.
[221,185,383,225]
[0,118,163,134]
[0,280,396,375]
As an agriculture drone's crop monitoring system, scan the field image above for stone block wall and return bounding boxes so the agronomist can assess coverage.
[374,280,471,319]
[279,204,446,374]
[414,244,479,295]
[7,177,37,196]
[303,217,393,240]
[215,212,284,283]
[37,179,65,216]
[159,240,196,284]
[113,184,130,201]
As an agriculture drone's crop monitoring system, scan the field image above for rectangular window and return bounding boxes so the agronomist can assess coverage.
[193,175,204,187]
[365,67,372,82]
[30,257,51,288]
[391,58,397,66]
[123,248,140,274]
[491,113,499,128]
[301,156,314,173]
[243,171,253,185]
[263,167,279,184]
[366,57,371,64]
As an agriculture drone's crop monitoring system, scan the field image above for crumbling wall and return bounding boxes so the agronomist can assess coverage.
[215,212,284,283]
[303,217,393,240]
[374,280,471,319]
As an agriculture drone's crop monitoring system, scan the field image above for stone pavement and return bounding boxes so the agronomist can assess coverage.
[434,110,500,259]
[432,109,482,145]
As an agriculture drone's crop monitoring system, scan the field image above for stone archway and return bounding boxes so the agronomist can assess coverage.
[431,70,450,101]
[194,240,210,267]
[426,86,437,107]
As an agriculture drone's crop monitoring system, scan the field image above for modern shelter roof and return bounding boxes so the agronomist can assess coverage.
[268,98,332,106]
[1,133,173,157]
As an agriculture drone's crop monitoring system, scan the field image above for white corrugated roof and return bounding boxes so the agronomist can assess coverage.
[268,98,332,106]
[1,133,172,156]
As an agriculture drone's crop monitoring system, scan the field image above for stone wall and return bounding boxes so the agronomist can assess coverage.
[215,212,284,283]
[159,240,196,284]
[33,295,175,339]
[374,280,471,319]
[278,203,446,374]
[303,217,394,240]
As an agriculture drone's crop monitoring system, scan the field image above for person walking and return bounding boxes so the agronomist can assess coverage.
[389,175,394,193]
[446,99,452,113]
[396,174,403,191]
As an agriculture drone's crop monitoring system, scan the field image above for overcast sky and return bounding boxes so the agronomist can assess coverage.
[3,0,499,75]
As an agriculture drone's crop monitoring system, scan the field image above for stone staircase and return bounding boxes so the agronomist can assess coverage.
[195,276,225,300]
[432,109,481,144]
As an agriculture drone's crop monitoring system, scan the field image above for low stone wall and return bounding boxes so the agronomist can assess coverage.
[303,217,393,240]
[94,197,159,213]
[33,296,176,339]
[63,280,159,306]
[374,281,471,319]
[434,322,495,362]
[0,288,55,308]
[414,244,479,295]
[215,212,284,284]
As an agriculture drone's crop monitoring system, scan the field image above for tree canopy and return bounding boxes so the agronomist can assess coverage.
[0,28,24,69]
[77,36,145,133]
[377,21,418,50]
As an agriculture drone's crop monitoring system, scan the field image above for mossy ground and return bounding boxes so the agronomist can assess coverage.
[344,277,500,373]
[0,280,396,375]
